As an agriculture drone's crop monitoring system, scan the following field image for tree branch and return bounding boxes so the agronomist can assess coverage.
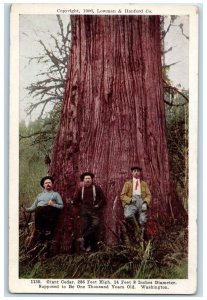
[163,80,189,103]
[163,61,181,68]
[164,99,188,107]
[19,130,51,140]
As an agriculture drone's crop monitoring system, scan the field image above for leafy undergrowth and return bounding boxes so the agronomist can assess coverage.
[19,223,188,279]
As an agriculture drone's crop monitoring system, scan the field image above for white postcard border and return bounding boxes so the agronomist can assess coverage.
[9,3,198,295]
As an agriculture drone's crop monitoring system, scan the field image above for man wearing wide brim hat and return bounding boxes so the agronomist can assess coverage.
[74,172,105,252]
[22,176,63,246]
[120,166,151,238]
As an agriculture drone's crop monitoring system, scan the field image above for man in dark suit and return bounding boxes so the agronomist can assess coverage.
[74,172,105,252]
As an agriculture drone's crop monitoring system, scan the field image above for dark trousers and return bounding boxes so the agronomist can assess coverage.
[81,206,101,250]
[35,206,60,241]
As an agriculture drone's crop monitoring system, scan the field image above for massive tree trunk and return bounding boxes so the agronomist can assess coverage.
[50,15,187,253]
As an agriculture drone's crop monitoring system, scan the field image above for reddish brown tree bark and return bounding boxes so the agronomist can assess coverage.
[50,15,187,253]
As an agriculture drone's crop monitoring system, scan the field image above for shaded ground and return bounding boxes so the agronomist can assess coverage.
[19,222,188,279]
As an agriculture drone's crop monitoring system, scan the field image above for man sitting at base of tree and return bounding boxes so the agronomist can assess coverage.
[74,172,106,252]
[22,176,64,246]
[120,166,151,241]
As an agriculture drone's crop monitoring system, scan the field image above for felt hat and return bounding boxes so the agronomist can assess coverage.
[131,166,142,171]
[40,176,54,187]
[80,172,95,181]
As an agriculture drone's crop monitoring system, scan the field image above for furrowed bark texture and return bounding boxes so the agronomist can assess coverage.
[50,15,187,252]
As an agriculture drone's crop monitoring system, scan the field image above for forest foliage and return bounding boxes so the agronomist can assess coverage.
[19,216,188,279]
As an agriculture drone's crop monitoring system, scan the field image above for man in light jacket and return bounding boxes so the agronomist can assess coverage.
[121,166,151,237]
